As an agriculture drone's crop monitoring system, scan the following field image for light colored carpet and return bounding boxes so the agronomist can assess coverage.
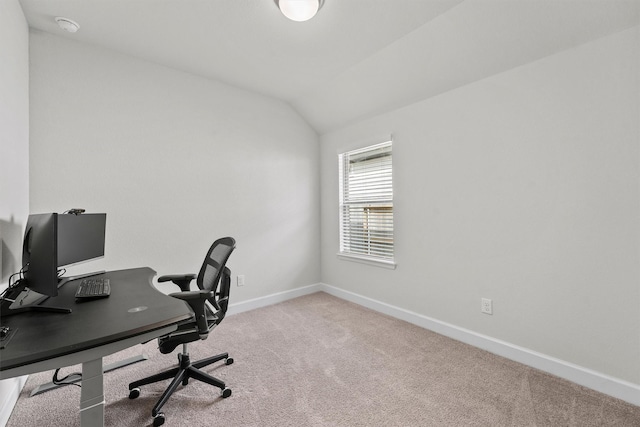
[7,292,640,426]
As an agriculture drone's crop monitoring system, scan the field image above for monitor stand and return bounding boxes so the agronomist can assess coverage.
[0,283,72,317]
[1,271,107,317]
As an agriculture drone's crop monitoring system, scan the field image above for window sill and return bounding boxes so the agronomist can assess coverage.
[336,253,396,270]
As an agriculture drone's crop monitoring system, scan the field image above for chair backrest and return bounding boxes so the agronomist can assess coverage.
[197,236,236,314]
[215,266,232,324]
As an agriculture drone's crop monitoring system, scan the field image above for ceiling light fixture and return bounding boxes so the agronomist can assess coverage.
[55,17,80,33]
[275,0,324,22]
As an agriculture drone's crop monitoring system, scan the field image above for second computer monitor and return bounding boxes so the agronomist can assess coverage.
[57,213,106,269]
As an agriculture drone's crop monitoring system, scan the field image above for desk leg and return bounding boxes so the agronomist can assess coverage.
[80,358,104,427]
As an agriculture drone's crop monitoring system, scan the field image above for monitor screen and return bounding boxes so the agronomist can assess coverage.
[57,213,106,268]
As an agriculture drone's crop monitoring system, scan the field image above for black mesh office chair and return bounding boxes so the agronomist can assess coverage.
[128,237,236,427]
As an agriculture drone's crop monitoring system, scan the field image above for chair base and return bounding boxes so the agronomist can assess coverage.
[128,350,233,425]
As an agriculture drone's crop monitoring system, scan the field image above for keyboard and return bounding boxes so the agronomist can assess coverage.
[75,278,111,299]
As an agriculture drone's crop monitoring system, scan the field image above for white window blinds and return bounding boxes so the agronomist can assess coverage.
[339,141,393,261]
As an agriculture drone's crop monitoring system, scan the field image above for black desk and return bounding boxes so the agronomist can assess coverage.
[0,268,192,427]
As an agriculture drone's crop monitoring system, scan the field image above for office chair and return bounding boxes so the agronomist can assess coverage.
[128,237,236,427]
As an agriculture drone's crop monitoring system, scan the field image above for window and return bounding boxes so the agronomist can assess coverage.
[339,140,394,266]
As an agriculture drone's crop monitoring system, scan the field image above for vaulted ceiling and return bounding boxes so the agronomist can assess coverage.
[18,0,640,133]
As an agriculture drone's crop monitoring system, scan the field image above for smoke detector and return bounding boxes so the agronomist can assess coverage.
[55,17,80,33]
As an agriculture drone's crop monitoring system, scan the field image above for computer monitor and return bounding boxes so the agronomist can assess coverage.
[57,213,106,269]
[21,213,58,299]
[1,212,106,317]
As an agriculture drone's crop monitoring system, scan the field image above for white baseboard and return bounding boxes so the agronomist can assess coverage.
[227,283,322,316]
[0,376,27,427]
[319,283,640,407]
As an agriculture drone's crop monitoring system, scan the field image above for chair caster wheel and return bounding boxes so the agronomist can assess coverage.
[226,357,234,365]
[222,388,232,398]
[153,412,165,426]
[128,388,140,399]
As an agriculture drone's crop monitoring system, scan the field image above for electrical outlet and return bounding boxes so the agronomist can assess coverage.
[481,298,493,315]
[236,275,245,287]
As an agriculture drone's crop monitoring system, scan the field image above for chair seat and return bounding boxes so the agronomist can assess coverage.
[157,306,219,354]
[158,330,201,354]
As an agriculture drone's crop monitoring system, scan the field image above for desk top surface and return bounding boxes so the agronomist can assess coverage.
[0,267,192,372]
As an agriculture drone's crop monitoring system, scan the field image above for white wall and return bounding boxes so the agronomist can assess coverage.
[320,27,639,386]
[0,1,30,424]
[0,0,29,285]
[28,31,320,301]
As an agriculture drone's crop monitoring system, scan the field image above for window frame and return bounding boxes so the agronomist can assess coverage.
[338,140,396,269]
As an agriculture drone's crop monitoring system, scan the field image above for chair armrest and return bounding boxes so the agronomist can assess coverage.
[169,290,215,336]
[169,290,214,301]
[158,274,196,292]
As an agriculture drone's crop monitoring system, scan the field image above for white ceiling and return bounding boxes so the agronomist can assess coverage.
[18,0,640,133]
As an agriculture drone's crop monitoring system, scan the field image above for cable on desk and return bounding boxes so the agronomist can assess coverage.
[0,269,25,302]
